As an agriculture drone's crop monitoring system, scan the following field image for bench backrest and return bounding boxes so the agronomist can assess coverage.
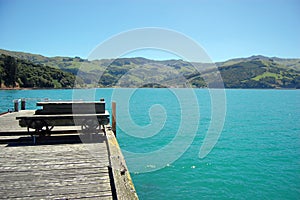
[35,100,106,115]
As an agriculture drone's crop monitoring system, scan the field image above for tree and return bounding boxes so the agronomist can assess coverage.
[3,56,17,87]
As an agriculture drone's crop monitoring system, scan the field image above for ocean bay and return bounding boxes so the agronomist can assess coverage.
[0,88,299,199]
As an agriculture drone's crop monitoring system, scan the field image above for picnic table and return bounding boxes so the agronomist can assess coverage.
[16,99,110,136]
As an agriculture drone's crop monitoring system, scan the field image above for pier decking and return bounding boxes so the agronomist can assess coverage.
[0,111,138,199]
[0,111,80,135]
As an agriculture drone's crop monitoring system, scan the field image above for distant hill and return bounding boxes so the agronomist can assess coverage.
[0,49,299,89]
[218,55,300,71]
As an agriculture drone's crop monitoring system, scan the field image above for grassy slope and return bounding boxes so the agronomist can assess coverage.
[0,49,299,88]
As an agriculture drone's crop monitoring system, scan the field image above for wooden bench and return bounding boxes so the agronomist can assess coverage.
[35,101,105,114]
[16,99,110,136]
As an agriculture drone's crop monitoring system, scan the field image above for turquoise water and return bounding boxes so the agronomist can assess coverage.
[0,89,299,199]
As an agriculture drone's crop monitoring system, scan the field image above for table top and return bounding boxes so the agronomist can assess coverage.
[37,101,105,106]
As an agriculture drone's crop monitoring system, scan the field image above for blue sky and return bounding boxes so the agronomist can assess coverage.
[0,0,299,62]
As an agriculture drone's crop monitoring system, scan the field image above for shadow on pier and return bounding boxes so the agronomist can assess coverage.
[0,132,107,147]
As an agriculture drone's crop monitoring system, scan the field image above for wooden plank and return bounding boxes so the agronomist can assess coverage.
[0,112,83,134]
[37,101,104,105]
[0,191,113,200]
[106,127,139,200]
[16,111,110,128]
[36,101,106,114]
[0,142,113,200]
[0,111,34,133]
[16,111,110,119]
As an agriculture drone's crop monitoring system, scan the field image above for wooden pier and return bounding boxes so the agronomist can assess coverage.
[0,111,138,200]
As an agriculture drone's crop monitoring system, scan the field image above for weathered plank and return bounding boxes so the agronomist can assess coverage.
[16,112,110,119]
[0,111,34,132]
[0,111,81,134]
[106,126,139,200]
[36,101,106,114]
[0,140,113,199]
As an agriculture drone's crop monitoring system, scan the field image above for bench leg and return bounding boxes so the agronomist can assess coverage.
[32,135,36,145]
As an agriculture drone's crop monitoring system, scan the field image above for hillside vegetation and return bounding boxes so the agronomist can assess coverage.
[0,49,299,89]
[0,54,78,88]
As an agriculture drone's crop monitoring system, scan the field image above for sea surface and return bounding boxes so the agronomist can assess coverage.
[0,89,299,199]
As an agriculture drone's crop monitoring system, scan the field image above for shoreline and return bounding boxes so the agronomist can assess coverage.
[0,87,299,91]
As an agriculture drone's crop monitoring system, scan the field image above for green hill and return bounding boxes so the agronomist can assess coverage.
[218,60,300,88]
[0,54,78,89]
[0,49,299,89]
